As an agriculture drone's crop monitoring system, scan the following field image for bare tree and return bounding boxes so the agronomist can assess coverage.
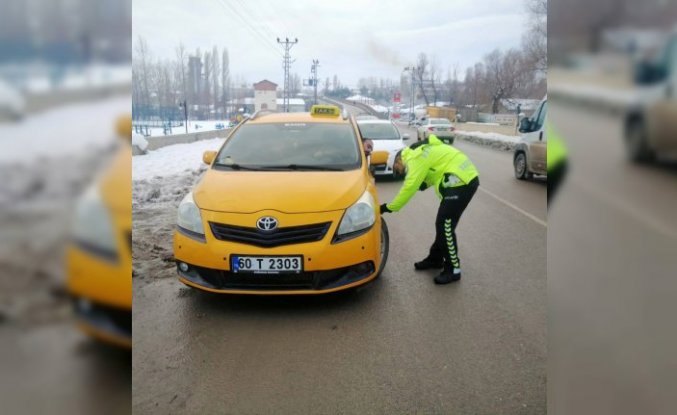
[415,53,430,105]
[203,50,212,115]
[221,48,230,116]
[211,46,220,118]
[175,43,187,100]
[523,0,547,73]
[134,36,151,109]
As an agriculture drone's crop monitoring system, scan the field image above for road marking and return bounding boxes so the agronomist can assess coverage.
[478,186,547,228]
[572,177,677,241]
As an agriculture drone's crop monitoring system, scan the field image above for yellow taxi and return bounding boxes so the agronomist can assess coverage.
[66,116,132,347]
[174,105,389,294]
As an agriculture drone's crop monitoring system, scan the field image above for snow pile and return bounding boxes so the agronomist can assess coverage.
[370,104,389,113]
[454,130,519,151]
[132,133,148,151]
[132,137,224,181]
[0,95,131,163]
[548,82,637,112]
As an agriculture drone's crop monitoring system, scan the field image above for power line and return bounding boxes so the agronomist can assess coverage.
[215,0,282,58]
[277,37,298,112]
[231,0,280,41]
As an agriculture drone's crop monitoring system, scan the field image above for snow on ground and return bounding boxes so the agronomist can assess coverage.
[456,130,519,143]
[132,137,224,181]
[0,95,131,163]
[144,120,230,137]
[548,82,637,110]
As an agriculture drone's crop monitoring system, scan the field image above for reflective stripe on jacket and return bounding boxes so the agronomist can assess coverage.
[386,135,479,212]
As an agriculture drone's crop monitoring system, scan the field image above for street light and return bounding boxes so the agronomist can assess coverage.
[178,100,188,134]
[403,66,417,121]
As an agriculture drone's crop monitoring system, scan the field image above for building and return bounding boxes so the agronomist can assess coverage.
[253,80,277,112]
[276,98,306,112]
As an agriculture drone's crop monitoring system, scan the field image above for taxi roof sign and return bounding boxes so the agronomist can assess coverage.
[310,105,341,117]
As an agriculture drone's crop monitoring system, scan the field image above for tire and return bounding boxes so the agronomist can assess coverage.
[625,117,655,163]
[514,152,530,180]
[375,217,390,278]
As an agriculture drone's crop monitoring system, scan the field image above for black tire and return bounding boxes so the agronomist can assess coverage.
[514,152,530,180]
[625,117,655,163]
[375,217,390,278]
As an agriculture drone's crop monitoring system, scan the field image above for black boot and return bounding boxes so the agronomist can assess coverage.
[414,257,444,270]
[434,268,461,284]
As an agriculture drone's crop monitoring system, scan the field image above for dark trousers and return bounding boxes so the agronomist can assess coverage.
[547,161,567,205]
[428,177,479,271]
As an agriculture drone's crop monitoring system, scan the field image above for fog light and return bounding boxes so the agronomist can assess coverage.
[179,262,189,272]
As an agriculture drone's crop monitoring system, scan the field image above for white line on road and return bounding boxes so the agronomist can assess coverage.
[572,177,677,241]
[478,186,548,228]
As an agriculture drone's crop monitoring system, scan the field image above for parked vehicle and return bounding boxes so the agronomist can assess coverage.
[625,30,677,162]
[514,97,547,179]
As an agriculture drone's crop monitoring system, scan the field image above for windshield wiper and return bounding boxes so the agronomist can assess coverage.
[213,162,268,171]
[261,164,345,171]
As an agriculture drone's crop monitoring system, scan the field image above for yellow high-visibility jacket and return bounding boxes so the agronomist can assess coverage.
[386,135,479,212]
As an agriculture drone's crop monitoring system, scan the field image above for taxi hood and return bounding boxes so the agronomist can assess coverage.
[193,168,367,213]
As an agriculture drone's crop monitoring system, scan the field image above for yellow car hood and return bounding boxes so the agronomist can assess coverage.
[194,169,366,213]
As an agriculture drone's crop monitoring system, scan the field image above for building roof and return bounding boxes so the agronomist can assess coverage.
[253,80,278,91]
[276,98,305,105]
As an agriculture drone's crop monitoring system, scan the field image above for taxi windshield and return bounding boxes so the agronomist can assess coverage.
[357,123,400,140]
[215,122,361,171]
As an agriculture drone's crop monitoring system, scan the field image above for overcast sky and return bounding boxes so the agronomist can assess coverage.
[134,0,529,87]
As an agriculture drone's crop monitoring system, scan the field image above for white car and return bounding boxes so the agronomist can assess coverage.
[357,119,409,178]
[416,117,455,143]
[0,79,26,121]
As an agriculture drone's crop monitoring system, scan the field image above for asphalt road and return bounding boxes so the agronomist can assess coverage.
[548,101,677,414]
[132,105,547,414]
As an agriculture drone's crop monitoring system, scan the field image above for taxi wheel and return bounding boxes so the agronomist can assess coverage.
[376,217,390,278]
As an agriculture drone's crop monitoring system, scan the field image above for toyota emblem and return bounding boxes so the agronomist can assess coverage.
[256,216,278,231]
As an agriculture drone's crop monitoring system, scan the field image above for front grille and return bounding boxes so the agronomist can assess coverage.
[72,298,132,339]
[179,261,375,291]
[209,221,331,248]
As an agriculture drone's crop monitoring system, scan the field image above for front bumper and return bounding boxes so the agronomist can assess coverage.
[173,209,382,295]
[72,296,132,348]
[177,260,376,294]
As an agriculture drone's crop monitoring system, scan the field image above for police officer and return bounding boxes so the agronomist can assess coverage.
[380,134,479,284]
[546,123,567,205]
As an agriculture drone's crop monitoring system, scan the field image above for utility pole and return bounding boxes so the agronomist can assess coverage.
[277,37,298,112]
[403,66,418,121]
[311,59,319,105]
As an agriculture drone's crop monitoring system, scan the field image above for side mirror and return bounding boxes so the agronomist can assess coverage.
[402,134,410,141]
[203,151,217,165]
[518,117,531,133]
[370,151,389,166]
[116,115,132,141]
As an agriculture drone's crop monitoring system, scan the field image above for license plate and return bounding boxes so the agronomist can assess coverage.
[231,255,303,274]
[438,127,448,131]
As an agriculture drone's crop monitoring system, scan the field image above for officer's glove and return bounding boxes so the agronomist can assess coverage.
[419,182,428,191]
[379,203,392,214]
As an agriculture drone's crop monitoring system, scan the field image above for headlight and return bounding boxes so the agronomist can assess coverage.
[177,192,204,235]
[72,184,117,257]
[337,190,376,236]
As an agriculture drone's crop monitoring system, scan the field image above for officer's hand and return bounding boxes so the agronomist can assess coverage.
[380,203,391,214]
[419,182,428,191]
